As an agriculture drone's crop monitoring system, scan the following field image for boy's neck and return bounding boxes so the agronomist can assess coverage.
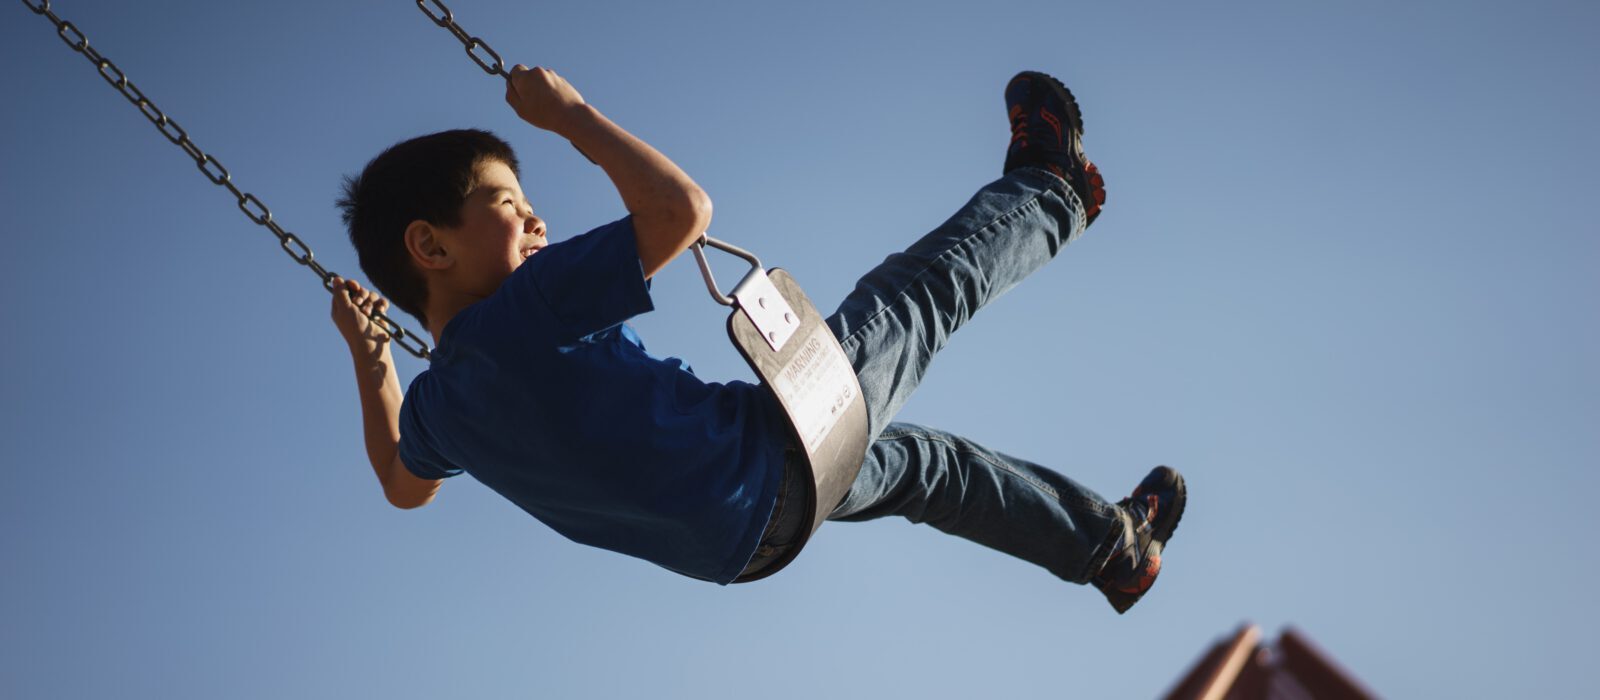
[424,288,480,348]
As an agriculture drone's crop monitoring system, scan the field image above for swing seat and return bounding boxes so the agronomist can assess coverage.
[710,264,869,583]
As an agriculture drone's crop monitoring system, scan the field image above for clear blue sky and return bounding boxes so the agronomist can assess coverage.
[3,0,1595,697]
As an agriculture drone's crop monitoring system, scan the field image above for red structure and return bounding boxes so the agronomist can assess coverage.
[1162,624,1381,700]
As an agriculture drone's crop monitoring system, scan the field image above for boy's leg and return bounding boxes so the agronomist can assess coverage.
[818,73,1100,575]
[807,73,1183,610]
[825,166,1086,441]
[825,70,1104,441]
[828,422,1124,585]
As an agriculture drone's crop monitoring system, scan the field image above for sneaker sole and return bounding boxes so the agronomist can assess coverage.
[1147,466,1186,547]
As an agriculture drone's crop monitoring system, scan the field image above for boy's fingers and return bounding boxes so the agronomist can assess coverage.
[506,64,529,98]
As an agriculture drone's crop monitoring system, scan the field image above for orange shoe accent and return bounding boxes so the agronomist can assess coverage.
[1084,161,1105,222]
[1008,104,1027,147]
[1138,551,1161,589]
[1040,108,1064,145]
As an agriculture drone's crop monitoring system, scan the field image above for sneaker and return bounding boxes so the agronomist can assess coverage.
[1003,71,1107,225]
[1093,465,1186,614]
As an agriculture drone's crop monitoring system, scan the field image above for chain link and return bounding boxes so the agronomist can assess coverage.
[21,0,433,360]
[414,0,600,170]
[416,0,508,78]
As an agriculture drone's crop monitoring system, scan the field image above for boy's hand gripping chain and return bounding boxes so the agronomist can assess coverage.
[416,0,598,164]
[19,0,434,361]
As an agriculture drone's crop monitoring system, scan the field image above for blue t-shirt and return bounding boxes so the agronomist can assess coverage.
[396,217,787,584]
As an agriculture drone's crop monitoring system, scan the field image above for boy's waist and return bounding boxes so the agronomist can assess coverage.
[738,444,809,579]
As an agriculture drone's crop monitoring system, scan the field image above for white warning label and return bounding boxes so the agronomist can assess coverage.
[770,325,857,453]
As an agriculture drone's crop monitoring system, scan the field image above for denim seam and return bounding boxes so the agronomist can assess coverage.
[837,174,1067,358]
[876,429,1061,502]
[876,428,1116,521]
[1018,166,1087,239]
[877,426,1119,584]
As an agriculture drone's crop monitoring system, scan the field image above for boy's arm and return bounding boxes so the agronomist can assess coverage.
[331,278,442,510]
[504,66,712,279]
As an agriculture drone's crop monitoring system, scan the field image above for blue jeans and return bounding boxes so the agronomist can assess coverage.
[817,168,1123,584]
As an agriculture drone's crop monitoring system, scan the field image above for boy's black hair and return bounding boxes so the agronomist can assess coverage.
[336,128,521,328]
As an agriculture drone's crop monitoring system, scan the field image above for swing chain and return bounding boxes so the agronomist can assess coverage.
[20,0,434,361]
[416,2,604,165]
[416,0,507,78]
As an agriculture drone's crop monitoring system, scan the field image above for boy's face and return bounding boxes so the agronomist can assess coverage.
[432,158,546,297]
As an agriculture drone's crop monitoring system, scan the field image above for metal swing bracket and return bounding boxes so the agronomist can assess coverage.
[692,235,801,353]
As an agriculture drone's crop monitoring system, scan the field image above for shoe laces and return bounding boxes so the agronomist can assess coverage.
[1008,104,1028,148]
[1129,493,1159,536]
[1111,494,1159,562]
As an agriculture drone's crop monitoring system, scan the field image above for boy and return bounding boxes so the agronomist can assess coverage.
[330,66,1184,613]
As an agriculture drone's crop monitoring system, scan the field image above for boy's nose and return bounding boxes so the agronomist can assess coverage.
[526,215,545,237]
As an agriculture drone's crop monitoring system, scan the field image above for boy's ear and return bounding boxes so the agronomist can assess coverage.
[404,220,452,271]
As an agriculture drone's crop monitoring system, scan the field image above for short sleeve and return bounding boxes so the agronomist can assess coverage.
[506,216,654,341]
[397,383,463,480]
[397,444,458,481]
